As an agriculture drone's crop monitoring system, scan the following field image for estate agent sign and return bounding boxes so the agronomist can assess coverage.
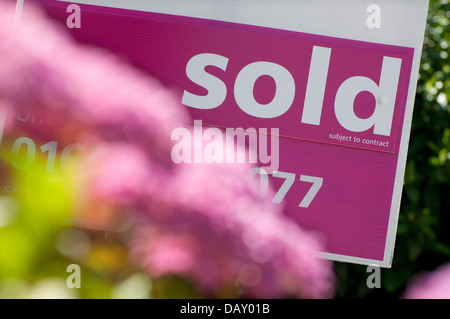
[20,0,429,267]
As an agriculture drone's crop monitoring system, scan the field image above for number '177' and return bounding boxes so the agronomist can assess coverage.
[250,168,323,208]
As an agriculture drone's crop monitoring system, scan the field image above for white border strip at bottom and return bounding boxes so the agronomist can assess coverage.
[319,252,391,268]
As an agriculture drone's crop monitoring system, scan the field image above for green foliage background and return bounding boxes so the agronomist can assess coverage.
[335,0,450,298]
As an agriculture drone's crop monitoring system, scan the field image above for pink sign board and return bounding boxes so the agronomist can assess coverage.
[20,0,429,266]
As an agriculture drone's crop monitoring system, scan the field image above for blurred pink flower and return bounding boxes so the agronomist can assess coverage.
[132,150,334,298]
[0,0,187,159]
[403,264,450,299]
[0,0,335,298]
[86,142,161,206]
